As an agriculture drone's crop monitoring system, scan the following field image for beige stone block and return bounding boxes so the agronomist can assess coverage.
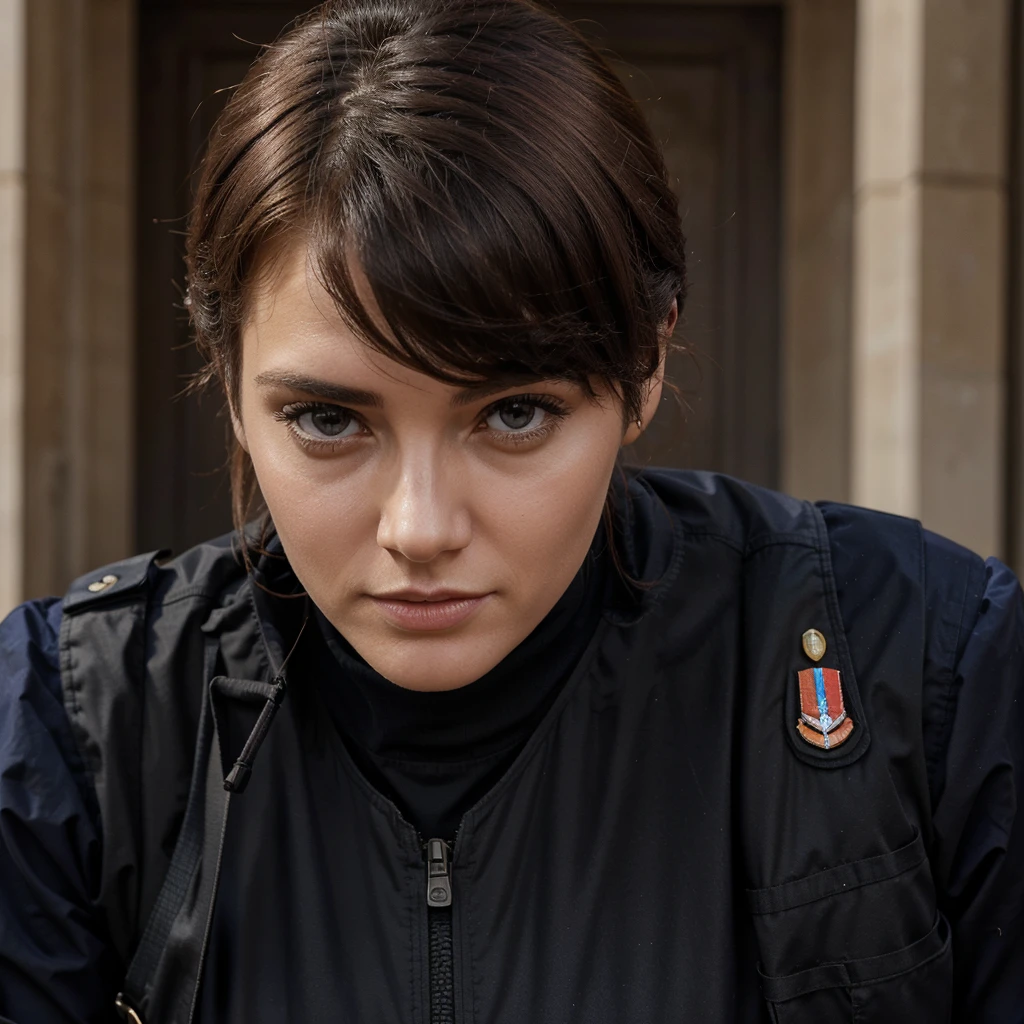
[919,183,1005,376]
[0,0,25,177]
[17,0,136,594]
[852,185,922,516]
[920,368,1003,556]
[0,180,25,615]
[921,0,1010,178]
[856,0,925,186]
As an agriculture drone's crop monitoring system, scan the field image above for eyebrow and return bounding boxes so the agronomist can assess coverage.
[252,370,550,408]
[253,371,383,407]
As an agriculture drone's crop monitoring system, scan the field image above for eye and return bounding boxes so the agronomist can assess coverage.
[484,399,548,433]
[280,403,362,442]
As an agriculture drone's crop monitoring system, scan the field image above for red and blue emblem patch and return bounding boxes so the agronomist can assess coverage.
[796,667,855,750]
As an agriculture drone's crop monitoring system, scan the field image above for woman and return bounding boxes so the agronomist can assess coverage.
[1,1,1022,1021]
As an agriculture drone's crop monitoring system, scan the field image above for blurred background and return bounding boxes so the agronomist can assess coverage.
[0,0,1021,614]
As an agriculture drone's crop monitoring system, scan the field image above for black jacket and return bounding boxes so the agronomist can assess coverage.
[1,470,1022,1023]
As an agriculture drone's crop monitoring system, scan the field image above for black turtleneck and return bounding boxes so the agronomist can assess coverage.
[311,536,609,842]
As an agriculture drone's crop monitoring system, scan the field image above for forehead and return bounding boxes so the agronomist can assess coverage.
[243,242,432,388]
[245,241,350,344]
[243,243,557,403]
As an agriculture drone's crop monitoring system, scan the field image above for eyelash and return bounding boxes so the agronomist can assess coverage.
[273,402,365,453]
[274,393,570,453]
[481,393,569,445]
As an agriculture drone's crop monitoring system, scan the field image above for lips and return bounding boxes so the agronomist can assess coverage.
[369,590,492,632]
[374,588,485,603]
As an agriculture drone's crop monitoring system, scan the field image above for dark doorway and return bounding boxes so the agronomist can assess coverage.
[135,2,313,555]
[565,4,782,484]
[134,0,783,555]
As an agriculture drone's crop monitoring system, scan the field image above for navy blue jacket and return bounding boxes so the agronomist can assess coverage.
[1,476,1023,1023]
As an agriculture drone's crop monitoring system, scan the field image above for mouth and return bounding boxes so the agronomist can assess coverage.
[368,590,493,632]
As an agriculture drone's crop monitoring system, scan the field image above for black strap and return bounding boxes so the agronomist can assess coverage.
[116,647,297,1021]
[116,638,229,1022]
[116,609,307,1022]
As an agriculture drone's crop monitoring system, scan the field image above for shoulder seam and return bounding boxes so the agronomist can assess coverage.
[679,528,744,554]
[679,528,821,558]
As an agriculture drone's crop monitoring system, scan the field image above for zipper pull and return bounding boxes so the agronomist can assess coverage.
[425,838,452,908]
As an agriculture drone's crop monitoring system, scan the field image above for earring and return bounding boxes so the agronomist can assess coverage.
[635,418,643,429]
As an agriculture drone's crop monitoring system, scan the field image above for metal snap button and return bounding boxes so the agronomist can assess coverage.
[87,574,119,593]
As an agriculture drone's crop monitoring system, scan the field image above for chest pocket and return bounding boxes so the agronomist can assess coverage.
[747,830,953,1023]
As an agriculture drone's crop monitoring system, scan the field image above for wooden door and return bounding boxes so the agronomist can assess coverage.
[135,1,782,555]
[559,3,782,483]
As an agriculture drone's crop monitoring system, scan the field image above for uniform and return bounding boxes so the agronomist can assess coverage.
[1,470,1022,1022]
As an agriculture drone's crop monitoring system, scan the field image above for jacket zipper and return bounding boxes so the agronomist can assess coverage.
[425,837,455,1024]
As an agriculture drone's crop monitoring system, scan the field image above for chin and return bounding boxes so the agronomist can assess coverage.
[362,634,512,691]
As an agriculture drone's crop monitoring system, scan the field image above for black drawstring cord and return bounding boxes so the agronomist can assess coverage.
[222,607,309,795]
[223,676,287,793]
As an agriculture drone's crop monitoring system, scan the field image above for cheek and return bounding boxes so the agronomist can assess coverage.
[241,409,375,581]
[472,419,621,596]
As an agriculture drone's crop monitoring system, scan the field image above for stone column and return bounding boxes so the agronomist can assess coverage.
[0,0,135,617]
[14,0,135,611]
[0,0,26,617]
[852,0,1010,557]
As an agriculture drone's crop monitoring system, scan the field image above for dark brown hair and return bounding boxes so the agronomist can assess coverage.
[185,0,686,537]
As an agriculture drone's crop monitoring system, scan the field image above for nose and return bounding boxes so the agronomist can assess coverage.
[376,451,471,563]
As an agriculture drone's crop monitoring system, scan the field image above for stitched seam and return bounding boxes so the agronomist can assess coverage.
[744,533,820,557]
[678,528,744,554]
[457,618,611,827]
[748,843,926,913]
[749,834,922,898]
[62,584,217,617]
[132,597,148,935]
[410,862,419,1024]
[244,579,277,679]
[58,611,97,802]
[470,860,480,1024]
[314,689,427,855]
[158,586,223,607]
[848,925,949,987]
[930,557,976,795]
[764,917,948,997]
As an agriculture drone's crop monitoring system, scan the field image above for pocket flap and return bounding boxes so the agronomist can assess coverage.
[758,913,951,1003]
[747,830,927,915]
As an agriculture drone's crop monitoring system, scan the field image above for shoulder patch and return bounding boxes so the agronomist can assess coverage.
[796,666,855,749]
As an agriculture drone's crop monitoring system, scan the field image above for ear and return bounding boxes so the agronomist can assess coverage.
[621,299,676,446]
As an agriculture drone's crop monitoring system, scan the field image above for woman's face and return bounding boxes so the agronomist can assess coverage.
[235,244,665,690]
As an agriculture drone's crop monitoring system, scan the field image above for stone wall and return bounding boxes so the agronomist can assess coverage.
[2,0,136,612]
[0,0,1018,618]
[0,0,26,616]
[852,0,1010,558]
